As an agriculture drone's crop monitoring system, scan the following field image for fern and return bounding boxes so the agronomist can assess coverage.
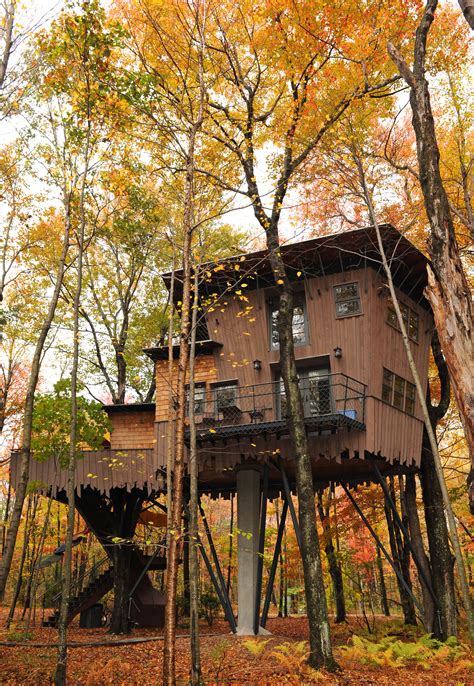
[339,633,472,670]
[242,638,270,658]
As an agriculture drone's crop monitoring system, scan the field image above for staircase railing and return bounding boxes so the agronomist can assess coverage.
[47,554,110,611]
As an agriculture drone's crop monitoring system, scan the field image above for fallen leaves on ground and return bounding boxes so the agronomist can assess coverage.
[0,611,472,685]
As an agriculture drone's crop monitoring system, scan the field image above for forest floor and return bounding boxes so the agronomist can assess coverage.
[0,610,472,685]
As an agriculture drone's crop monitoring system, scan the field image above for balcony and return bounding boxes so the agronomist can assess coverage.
[187,373,366,443]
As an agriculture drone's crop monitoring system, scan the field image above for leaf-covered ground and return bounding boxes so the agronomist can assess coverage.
[0,612,472,685]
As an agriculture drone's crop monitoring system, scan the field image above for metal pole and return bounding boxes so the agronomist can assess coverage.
[340,481,426,622]
[199,500,237,630]
[261,498,288,628]
[254,464,268,634]
[272,458,302,551]
[128,543,164,601]
[197,533,237,633]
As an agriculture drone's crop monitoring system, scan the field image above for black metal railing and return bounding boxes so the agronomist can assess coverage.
[46,554,110,611]
[189,373,366,431]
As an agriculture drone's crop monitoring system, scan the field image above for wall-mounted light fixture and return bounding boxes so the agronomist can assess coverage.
[253,359,262,371]
[333,346,342,359]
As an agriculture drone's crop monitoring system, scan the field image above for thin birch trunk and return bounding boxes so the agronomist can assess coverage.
[162,2,206,681]
[188,265,203,685]
[1,472,12,554]
[355,153,474,645]
[25,479,56,632]
[6,496,33,628]
[226,492,234,597]
[165,259,176,570]
[0,206,71,600]
[0,1,15,89]
[54,67,91,686]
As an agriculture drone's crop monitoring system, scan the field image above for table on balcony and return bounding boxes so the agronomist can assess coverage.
[221,404,242,425]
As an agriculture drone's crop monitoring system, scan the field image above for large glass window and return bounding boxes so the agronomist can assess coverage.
[333,282,361,318]
[269,295,308,350]
[381,368,415,415]
[387,298,419,342]
[277,368,331,419]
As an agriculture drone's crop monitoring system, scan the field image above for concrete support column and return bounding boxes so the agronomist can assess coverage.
[236,466,260,635]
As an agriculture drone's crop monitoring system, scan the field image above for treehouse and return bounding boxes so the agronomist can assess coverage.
[11,224,433,634]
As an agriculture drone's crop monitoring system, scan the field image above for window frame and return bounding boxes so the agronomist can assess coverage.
[210,380,239,415]
[333,281,362,319]
[268,293,309,351]
[185,382,206,417]
[381,367,416,416]
[276,366,331,419]
[386,298,420,343]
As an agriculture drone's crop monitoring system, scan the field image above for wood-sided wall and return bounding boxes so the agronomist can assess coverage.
[153,266,432,470]
[107,407,156,450]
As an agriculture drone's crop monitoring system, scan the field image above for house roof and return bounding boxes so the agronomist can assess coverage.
[161,224,430,308]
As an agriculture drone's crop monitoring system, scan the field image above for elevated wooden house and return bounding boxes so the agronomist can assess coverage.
[11,224,432,634]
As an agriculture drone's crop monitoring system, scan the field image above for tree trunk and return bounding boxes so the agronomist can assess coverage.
[403,473,436,632]
[1,471,11,554]
[384,488,417,625]
[356,145,473,643]
[388,1,473,513]
[317,491,346,623]
[6,496,33,628]
[182,530,190,616]
[458,0,474,29]
[0,1,15,89]
[226,493,234,598]
[188,266,203,685]
[264,221,337,671]
[420,432,457,638]
[376,546,390,616]
[110,544,133,634]
[0,210,71,601]
[162,93,203,686]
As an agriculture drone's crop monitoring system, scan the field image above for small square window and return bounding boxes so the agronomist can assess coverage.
[334,282,361,318]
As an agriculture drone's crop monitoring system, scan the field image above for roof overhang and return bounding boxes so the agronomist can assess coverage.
[162,224,431,310]
[144,339,223,361]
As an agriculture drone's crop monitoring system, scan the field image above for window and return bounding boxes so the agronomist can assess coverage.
[212,381,238,414]
[269,294,308,350]
[185,383,206,416]
[387,298,419,342]
[381,368,416,415]
[277,368,331,419]
[333,282,361,318]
